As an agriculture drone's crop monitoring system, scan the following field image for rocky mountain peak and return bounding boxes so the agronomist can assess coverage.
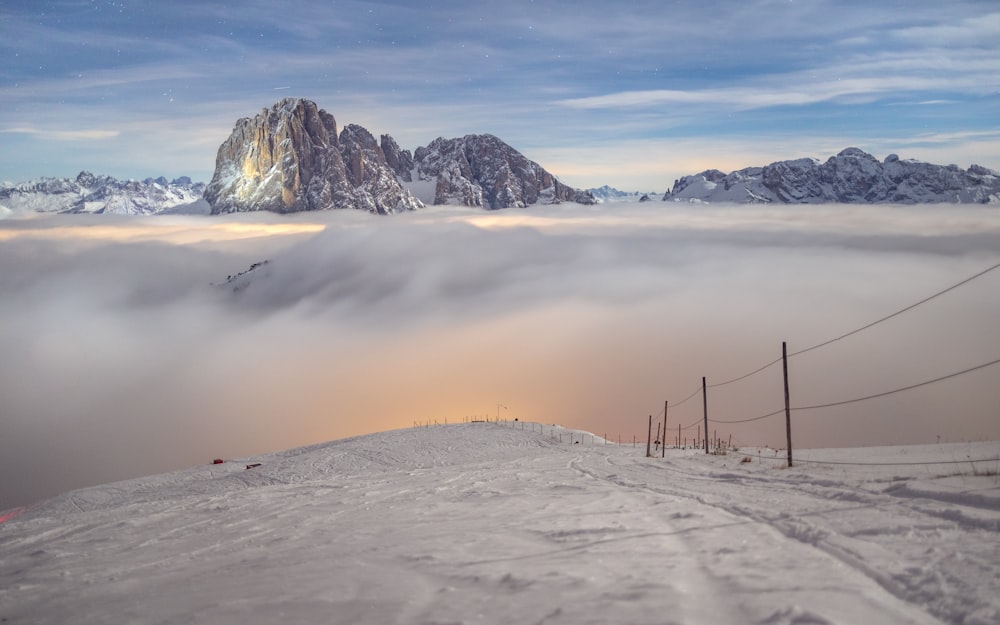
[204,98,422,215]
[413,134,595,209]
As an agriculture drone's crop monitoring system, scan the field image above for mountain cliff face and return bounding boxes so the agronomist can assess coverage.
[204,98,423,215]
[0,172,205,217]
[413,134,595,209]
[663,148,1000,204]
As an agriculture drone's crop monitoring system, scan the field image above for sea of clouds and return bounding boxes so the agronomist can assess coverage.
[2,202,998,508]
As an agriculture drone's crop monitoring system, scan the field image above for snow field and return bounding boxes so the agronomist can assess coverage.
[1,424,997,625]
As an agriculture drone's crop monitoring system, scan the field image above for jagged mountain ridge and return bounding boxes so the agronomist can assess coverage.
[664,148,1000,204]
[0,172,206,217]
[205,98,595,214]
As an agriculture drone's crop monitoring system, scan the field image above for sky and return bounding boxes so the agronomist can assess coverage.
[2,204,999,508]
[1,0,999,191]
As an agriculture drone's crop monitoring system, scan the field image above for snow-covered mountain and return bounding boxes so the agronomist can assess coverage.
[2,423,997,624]
[0,171,206,218]
[664,148,1000,204]
[588,185,659,202]
[205,98,594,214]
[413,134,596,209]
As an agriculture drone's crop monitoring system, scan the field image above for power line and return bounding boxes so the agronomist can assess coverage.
[790,260,1000,358]
[794,357,1000,411]
[708,408,785,425]
[683,260,1000,394]
[670,385,703,408]
[708,357,782,388]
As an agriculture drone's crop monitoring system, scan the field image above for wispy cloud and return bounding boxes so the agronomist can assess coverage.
[2,127,120,141]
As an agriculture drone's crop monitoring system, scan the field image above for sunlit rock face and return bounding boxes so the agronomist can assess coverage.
[205,98,423,214]
[413,134,596,209]
[664,148,1000,204]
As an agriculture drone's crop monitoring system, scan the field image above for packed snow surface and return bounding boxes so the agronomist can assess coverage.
[1,424,998,625]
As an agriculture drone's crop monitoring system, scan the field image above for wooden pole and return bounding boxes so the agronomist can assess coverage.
[702,377,709,454]
[783,341,793,468]
[646,414,653,457]
[662,401,668,457]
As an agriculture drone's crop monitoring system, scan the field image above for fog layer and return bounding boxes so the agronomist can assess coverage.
[2,204,998,508]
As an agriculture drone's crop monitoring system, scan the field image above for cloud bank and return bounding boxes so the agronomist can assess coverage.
[1,204,999,508]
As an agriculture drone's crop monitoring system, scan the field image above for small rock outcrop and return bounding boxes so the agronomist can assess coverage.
[204,98,423,215]
[413,134,595,209]
[663,148,1000,204]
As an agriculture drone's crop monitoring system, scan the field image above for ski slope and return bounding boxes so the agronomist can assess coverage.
[1,424,998,625]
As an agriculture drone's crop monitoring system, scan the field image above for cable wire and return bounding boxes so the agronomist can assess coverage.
[708,408,785,424]
[791,260,1000,358]
[685,260,1000,393]
[670,385,704,408]
[707,357,783,388]
[794,357,1000,411]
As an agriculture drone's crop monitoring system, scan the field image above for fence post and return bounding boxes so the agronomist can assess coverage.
[783,341,793,468]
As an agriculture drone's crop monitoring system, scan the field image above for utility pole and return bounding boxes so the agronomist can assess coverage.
[702,377,709,454]
[662,400,668,458]
[646,414,653,457]
[783,342,793,468]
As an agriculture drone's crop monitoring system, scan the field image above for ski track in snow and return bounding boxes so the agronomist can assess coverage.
[1,424,997,625]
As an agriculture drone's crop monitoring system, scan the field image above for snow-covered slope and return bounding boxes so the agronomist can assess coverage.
[664,148,1000,204]
[2,423,997,625]
[0,172,206,218]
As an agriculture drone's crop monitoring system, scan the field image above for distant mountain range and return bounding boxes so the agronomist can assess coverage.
[663,147,1000,204]
[4,112,999,218]
[0,172,207,218]
[587,186,660,202]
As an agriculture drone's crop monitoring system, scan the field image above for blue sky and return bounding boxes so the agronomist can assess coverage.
[1,0,998,190]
